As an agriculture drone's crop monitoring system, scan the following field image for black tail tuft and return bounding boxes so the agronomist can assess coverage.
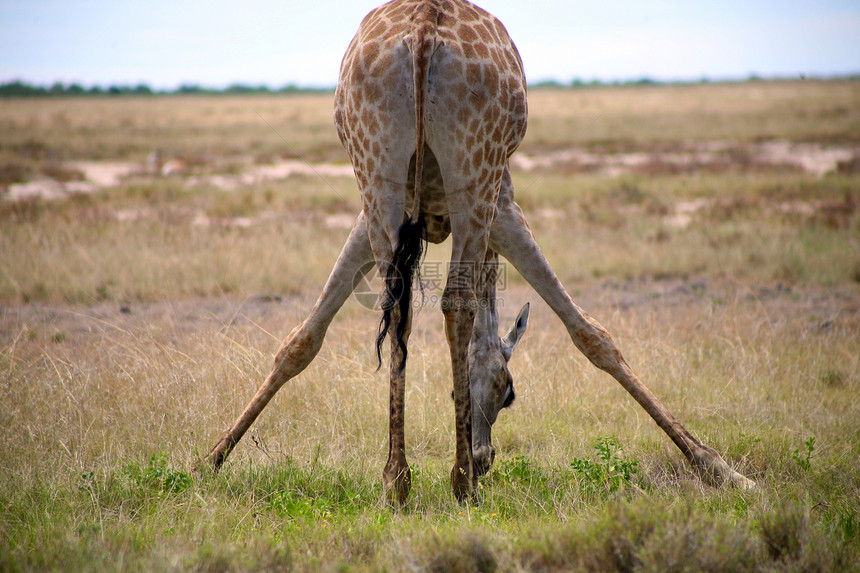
[376,216,426,372]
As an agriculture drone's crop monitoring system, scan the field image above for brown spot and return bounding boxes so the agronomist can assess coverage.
[474,123,486,141]
[361,40,381,67]
[459,24,478,43]
[483,64,499,91]
[365,80,383,102]
[388,3,410,20]
[468,117,481,135]
[469,212,485,231]
[348,93,364,113]
[462,42,477,60]
[512,96,526,119]
[474,43,489,60]
[483,202,496,219]
[473,146,484,167]
[493,20,509,42]
[459,4,479,21]
[457,107,471,126]
[499,87,509,109]
[475,22,492,43]
[472,204,486,221]
[466,62,483,85]
[360,107,374,128]
[469,91,486,111]
[371,49,395,77]
[481,147,493,166]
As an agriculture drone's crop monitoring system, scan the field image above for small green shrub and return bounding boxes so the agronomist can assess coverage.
[494,455,546,487]
[266,491,335,520]
[122,453,192,495]
[792,436,815,471]
[570,436,639,496]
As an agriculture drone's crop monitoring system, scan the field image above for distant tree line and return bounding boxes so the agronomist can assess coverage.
[529,73,859,89]
[2,74,856,98]
[0,80,333,98]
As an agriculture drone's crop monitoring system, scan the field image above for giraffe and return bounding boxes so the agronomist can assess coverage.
[204,0,755,503]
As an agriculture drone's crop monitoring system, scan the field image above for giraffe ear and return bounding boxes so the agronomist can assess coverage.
[501,303,529,360]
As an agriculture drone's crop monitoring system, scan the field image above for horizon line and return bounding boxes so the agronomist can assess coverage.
[2,71,860,95]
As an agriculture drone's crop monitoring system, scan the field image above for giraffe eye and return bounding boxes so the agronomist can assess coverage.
[502,373,515,408]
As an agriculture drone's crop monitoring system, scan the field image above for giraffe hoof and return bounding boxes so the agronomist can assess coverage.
[727,470,757,491]
[383,463,412,507]
[451,465,477,503]
[693,448,756,490]
[712,463,756,491]
[473,445,496,477]
[200,438,231,473]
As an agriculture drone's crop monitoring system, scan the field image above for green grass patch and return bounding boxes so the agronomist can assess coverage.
[3,455,858,572]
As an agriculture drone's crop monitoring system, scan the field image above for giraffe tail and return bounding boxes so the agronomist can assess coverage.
[375,216,425,372]
[375,6,439,372]
[407,2,439,224]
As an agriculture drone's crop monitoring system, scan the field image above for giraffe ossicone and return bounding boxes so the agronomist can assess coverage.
[204,0,755,504]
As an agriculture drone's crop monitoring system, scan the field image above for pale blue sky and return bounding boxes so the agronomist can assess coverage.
[2,0,858,89]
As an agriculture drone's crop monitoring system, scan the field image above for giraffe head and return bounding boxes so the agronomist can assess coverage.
[468,301,529,475]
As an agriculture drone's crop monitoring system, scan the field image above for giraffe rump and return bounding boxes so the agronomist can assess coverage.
[376,216,426,372]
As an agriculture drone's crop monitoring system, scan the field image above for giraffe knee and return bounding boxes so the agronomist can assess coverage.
[274,321,324,374]
[441,288,477,318]
[566,313,627,372]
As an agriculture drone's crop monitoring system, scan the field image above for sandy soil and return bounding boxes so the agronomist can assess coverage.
[3,141,857,204]
[511,140,858,177]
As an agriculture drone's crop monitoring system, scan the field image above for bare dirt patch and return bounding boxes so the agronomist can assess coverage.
[512,140,858,177]
[1,158,356,203]
[4,139,855,204]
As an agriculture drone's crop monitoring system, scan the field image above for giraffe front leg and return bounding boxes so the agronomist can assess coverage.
[204,212,374,470]
[489,192,755,490]
[444,262,480,502]
[382,302,412,506]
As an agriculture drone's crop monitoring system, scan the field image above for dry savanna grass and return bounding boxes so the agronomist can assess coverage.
[1,81,859,571]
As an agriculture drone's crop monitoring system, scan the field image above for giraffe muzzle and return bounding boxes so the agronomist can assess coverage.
[473,443,495,476]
